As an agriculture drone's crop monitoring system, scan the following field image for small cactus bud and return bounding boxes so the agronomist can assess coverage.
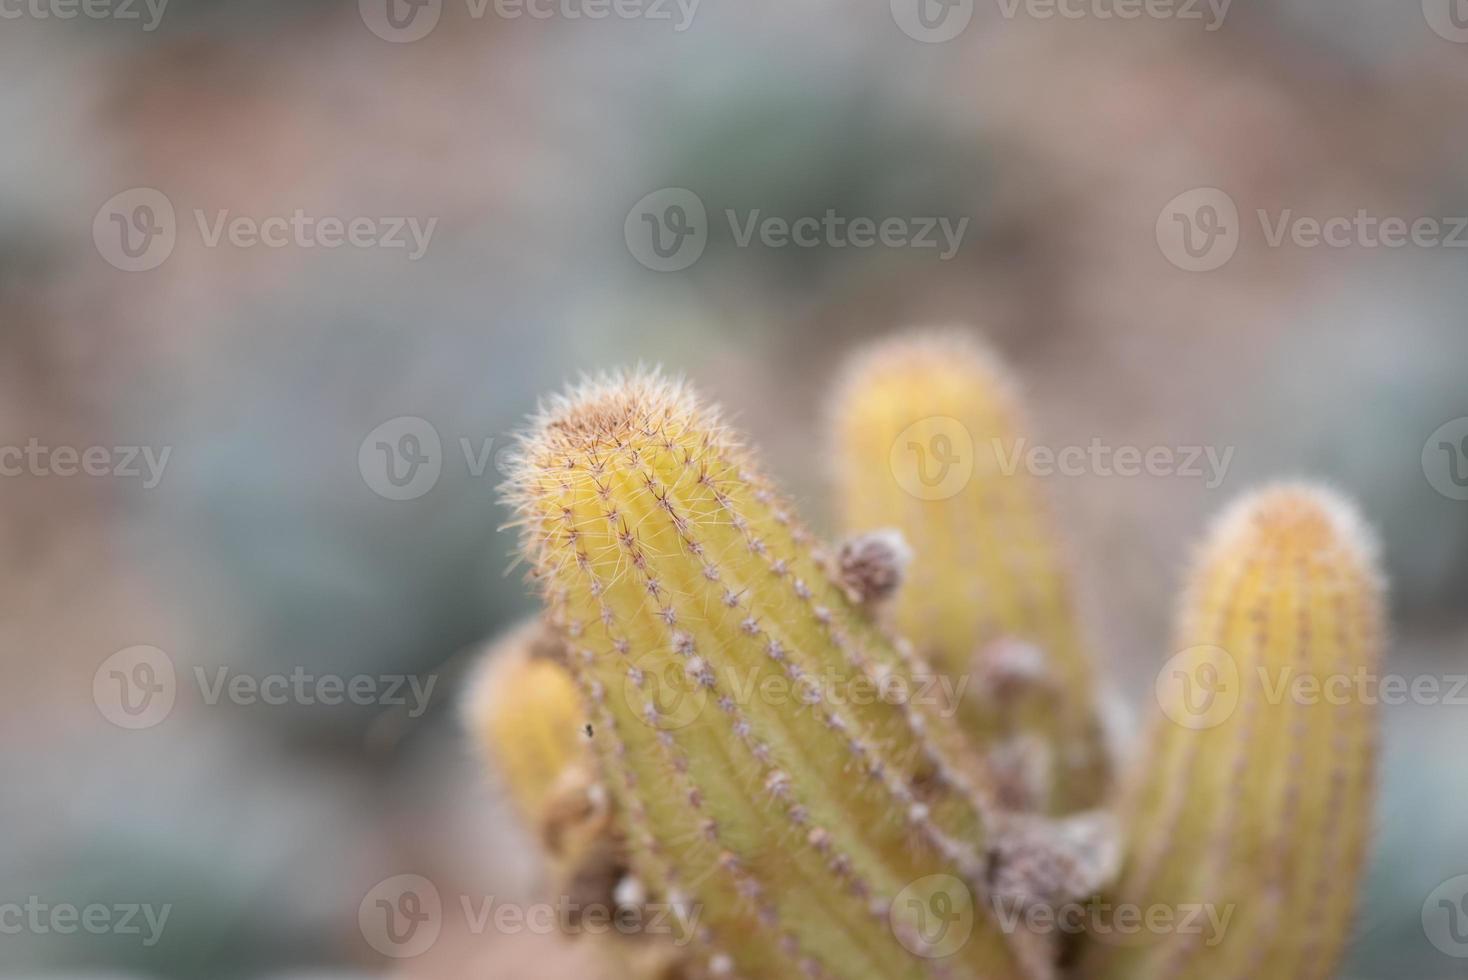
[985,811,1120,911]
[835,528,914,606]
[507,370,1039,980]
[1076,485,1384,980]
[828,330,1111,813]
[987,735,1054,813]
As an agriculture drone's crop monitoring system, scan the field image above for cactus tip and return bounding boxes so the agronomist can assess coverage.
[1200,481,1382,580]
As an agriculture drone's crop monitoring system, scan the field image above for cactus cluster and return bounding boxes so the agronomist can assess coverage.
[468,329,1384,980]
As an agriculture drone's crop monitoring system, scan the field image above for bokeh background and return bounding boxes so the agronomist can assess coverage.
[3,0,1468,976]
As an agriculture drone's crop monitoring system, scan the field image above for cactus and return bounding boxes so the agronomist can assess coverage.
[828,332,1110,813]
[503,371,1072,980]
[465,617,687,980]
[471,332,1385,980]
[464,617,610,866]
[1074,485,1382,980]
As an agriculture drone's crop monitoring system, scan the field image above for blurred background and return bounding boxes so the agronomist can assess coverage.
[2,0,1467,976]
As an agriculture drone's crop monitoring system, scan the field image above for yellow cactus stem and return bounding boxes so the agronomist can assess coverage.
[1076,484,1384,980]
[464,616,609,860]
[465,618,688,980]
[505,369,1068,980]
[828,330,1110,813]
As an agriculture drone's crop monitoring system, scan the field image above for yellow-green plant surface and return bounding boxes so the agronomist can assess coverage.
[466,618,592,835]
[830,332,1109,812]
[466,621,689,980]
[507,372,1041,980]
[478,335,1388,980]
[1077,485,1382,980]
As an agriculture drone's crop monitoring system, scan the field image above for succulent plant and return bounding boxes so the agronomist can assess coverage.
[1077,485,1381,980]
[828,333,1111,814]
[466,618,687,980]
[465,617,609,877]
[468,330,1384,980]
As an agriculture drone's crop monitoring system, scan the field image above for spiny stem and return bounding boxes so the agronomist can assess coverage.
[828,330,1111,813]
[1075,484,1382,980]
[507,370,1042,980]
